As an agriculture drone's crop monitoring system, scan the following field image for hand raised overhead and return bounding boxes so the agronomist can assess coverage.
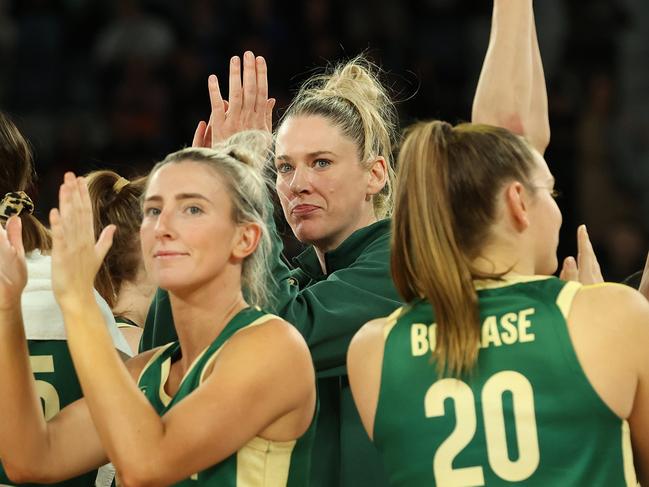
[193,51,276,148]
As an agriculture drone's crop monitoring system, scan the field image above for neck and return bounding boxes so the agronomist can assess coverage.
[313,209,378,273]
[471,237,535,277]
[112,272,156,327]
[168,269,248,371]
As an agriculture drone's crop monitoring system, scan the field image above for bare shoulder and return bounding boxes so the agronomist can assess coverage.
[570,283,649,359]
[349,317,388,360]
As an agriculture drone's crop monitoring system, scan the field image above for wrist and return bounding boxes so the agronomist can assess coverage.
[57,291,97,316]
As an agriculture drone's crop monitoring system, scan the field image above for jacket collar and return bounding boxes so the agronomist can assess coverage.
[292,219,391,280]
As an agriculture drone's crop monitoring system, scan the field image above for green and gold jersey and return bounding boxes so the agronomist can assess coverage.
[0,340,97,487]
[373,276,637,487]
[136,307,315,486]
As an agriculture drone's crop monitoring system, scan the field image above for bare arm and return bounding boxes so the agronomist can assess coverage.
[472,0,550,154]
[48,174,315,486]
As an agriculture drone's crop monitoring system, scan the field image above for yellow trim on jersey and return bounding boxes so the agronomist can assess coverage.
[622,420,638,486]
[382,306,406,340]
[474,274,553,290]
[197,314,280,385]
[158,357,173,407]
[236,436,297,487]
[583,282,629,291]
[136,343,175,385]
[556,280,582,319]
[116,322,139,329]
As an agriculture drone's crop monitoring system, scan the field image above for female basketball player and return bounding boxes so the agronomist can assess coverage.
[348,121,649,486]
[86,170,153,353]
[0,112,131,487]
[0,133,316,486]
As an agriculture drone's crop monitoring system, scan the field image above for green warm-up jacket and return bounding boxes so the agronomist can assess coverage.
[139,218,403,487]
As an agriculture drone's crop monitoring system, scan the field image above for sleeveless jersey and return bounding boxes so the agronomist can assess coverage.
[136,307,315,486]
[373,276,637,487]
[0,340,97,487]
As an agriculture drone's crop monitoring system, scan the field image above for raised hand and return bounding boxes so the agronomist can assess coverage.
[49,172,115,309]
[559,224,604,285]
[0,216,27,311]
[193,51,276,148]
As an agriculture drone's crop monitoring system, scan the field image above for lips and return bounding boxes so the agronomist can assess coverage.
[291,204,321,216]
[153,250,188,259]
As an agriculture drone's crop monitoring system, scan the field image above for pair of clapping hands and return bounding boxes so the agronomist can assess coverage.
[560,224,649,301]
[0,51,271,312]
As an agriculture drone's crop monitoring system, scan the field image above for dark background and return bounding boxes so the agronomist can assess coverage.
[1,0,648,280]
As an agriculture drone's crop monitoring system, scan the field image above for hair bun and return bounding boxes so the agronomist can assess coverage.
[212,130,273,172]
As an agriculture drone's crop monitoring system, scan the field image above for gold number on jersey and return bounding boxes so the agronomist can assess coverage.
[29,355,61,421]
[424,371,539,485]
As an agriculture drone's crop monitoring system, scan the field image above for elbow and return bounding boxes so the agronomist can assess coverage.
[114,459,165,487]
[4,459,52,484]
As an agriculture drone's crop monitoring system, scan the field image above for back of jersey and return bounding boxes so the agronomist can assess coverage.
[0,340,97,487]
[373,276,637,487]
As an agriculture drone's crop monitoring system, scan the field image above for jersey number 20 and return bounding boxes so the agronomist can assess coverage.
[425,370,539,485]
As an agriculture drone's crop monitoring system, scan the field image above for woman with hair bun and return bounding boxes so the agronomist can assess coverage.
[0,112,131,487]
[85,170,153,353]
[144,3,553,480]
[0,131,316,486]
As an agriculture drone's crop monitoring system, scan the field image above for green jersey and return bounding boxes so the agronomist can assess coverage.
[374,276,637,487]
[136,307,315,486]
[0,340,97,487]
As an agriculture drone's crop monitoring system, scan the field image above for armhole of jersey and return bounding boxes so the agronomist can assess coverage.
[382,306,405,341]
[136,343,174,385]
[555,280,582,319]
[198,313,280,385]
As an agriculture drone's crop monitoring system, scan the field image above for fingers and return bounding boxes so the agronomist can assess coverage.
[560,256,578,281]
[576,224,603,284]
[96,224,116,262]
[5,216,24,259]
[254,55,268,115]
[192,121,207,148]
[242,51,257,114]
[266,98,276,132]
[228,56,243,114]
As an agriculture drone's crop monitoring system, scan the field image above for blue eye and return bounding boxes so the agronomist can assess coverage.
[144,207,161,217]
[186,206,203,215]
[314,159,331,169]
[276,162,294,174]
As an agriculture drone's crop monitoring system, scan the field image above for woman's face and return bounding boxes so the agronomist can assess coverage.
[527,151,563,274]
[274,115,380,252]
[140,161,243,293]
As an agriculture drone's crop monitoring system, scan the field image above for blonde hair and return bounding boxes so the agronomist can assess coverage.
[391,121,536,376]
[279,55,398,218]
[147,131,274,308]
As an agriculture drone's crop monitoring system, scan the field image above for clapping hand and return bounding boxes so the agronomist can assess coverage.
[193,51,275,148]
[0,216,27,311]
[49,173,115,310]
[559,224,604,285]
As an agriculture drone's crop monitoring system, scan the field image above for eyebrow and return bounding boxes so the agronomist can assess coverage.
[144,193,211,203]
[275,150,338,161]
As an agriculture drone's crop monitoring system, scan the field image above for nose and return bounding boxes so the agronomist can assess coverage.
[153,209,175,240]
[289,165,310,195]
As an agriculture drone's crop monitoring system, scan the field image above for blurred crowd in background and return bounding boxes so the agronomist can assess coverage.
[1,0,648,280]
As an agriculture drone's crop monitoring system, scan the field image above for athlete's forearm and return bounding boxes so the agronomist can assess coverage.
[0,306,52,481]
[472,0,548,153]
[60,296,167,484]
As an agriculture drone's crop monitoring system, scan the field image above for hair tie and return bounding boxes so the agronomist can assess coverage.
[113,177,130,194]
[0,191,34,220]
